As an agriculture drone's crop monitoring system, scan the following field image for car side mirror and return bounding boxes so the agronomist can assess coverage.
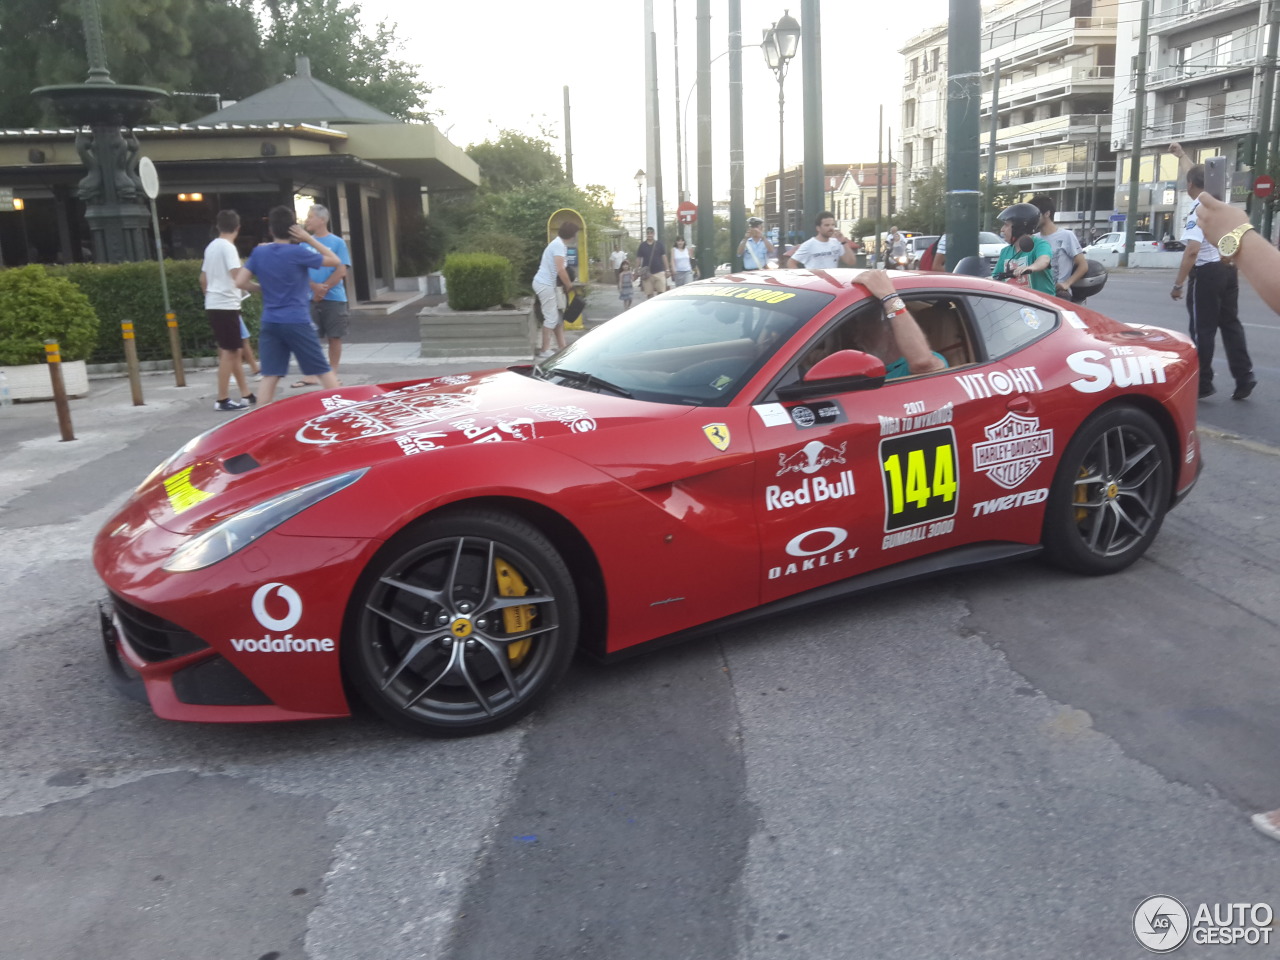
[776,349,887,401]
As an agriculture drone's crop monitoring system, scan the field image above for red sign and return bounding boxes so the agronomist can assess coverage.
[677,201,698,224]
[1255,175,1275,199]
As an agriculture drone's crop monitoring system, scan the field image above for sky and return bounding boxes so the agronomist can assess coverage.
[359,0,953,210]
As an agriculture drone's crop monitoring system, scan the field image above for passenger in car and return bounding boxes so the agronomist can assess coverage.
[853,270,948,379]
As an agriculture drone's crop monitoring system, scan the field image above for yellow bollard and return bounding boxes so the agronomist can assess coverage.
[121,320,144,406]
[166,312,186,387]
[44,340,75,441]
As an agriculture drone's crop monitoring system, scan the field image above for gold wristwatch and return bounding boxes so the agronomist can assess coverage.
[1218,222,1255,260]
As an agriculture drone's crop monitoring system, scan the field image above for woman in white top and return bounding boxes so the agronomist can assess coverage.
[671,237,694,286]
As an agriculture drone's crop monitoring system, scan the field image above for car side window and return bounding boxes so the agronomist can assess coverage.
[965,296,1057,361]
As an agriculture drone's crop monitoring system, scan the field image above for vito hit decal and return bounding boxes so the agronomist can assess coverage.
[954,366,1043,400]
[879,427,959,547]
[972,413,1054,489]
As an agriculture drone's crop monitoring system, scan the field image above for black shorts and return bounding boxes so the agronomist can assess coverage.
[207,309,243,351]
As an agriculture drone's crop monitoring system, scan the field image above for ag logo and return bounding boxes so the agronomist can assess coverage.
[251,582,303,632]
[1133,896,1190,953]
[703,423,731,451]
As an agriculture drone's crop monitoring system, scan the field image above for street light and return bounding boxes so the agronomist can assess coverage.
[763,10,801,248]
[635,168,646,237]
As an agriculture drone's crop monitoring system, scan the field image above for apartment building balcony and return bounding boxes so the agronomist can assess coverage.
[985,17,1118,71]
[1112,111,1258,150]
[985,64,1115,115]
[1148,0,1259,36]
[1145,53,1261,92]
[990,159,1117,189]
[996,113,1110,149]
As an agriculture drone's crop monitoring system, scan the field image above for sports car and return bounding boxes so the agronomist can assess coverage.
[95,269,1201,737]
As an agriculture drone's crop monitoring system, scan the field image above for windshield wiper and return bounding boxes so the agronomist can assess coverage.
[549,368,633,399]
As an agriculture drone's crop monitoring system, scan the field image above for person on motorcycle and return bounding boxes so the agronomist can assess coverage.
[993,202,1055,296]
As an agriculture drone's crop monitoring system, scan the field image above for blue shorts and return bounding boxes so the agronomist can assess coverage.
[258,321,331,378]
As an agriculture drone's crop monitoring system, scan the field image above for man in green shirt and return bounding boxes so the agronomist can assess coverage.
[993,202,1055,296]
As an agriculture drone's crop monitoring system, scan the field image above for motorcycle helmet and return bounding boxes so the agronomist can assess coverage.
[996,202,1042,240]
[1069,259,1107,302]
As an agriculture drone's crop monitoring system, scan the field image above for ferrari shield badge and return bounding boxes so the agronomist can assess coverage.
[703,423,731,451]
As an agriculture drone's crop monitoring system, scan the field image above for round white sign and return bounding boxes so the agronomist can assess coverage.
[138,156,160,200]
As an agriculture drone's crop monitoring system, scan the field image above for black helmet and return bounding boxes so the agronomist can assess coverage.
[951,255,990,277]
[997,202,1042,239]
[1069,259,1107,302]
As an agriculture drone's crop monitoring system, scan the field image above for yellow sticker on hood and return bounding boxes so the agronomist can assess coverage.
[164,466,212,515]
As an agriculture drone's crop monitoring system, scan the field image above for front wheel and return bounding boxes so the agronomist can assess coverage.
[344,510,579,736]
[1041,406,1172,575]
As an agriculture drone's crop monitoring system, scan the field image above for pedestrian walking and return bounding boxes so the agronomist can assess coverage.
[199,209,256,412]
[234,205,341,404]
[671,237,694,286]
[293,203,351,388]
[738,217,775,270]
[617,259,634,310]
[1168,142,1256,400]
[786,212,858,269]
[533,220,579,358]
[635,227,669,298]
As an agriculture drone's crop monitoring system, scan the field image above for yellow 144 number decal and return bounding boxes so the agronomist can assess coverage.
[879,427,959,532]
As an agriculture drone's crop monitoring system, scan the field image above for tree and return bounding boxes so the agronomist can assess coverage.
[0,0,432,127]
[896,167,946,235]
[263,0,433,122]
[467,131,566,193]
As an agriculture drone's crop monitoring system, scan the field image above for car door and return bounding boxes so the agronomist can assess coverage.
[747,296,1013,604]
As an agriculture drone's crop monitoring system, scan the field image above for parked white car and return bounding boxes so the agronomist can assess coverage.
[1084,231,1160,256]
[905,235,938,269]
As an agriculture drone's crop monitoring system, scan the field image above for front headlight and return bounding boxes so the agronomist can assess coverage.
[163,469,367,572]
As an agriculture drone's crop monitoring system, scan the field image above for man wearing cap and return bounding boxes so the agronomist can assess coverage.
[738,218,776,271]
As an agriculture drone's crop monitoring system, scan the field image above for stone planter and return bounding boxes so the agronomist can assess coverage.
[1,360,90,401]
[419,301,535,359]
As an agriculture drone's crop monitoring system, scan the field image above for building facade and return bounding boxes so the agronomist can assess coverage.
[901,0,1119,238]
[1112,0,1265,240]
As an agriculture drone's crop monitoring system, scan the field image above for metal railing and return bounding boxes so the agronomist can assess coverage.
[1150,0,1255,33]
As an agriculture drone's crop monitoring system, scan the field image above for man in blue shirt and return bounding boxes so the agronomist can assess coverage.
[236,205,341,404]
[294,203,352,387]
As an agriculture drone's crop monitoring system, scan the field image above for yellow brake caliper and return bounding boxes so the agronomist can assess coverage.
[1074,466,1090,523]
[495,558,534,664]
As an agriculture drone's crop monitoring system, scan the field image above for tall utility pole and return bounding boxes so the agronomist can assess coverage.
[800,0,823,231]
[673,0,683,214]
[986,59,1002,231]
[945,0,982,265]
[888,127,894,218]
[876,105,883,264]
[651,31,666,236]
[728,0,745,269]
[563,86,573,184]
[1088,115,1102,240]
[643,0,663,235]
[696,0,713,278]
[1256,0,1280,232]
[1122,0,1150,268]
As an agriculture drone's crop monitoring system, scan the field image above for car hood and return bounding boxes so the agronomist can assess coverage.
[134,369,687,536]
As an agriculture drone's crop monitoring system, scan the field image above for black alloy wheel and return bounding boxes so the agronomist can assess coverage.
[345,510,579,736]
[1042,406,1172,575]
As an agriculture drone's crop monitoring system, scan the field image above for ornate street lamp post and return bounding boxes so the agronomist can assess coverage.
[33,0,167,263]
[762,11,800,249]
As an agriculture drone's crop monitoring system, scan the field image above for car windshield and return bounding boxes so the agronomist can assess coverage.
[979,231,1002,245]
[534,284,835,406]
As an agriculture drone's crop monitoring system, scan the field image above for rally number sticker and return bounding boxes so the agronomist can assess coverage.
[879,427,959,532]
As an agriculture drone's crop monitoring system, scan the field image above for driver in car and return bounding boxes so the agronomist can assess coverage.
[849,270,948,380]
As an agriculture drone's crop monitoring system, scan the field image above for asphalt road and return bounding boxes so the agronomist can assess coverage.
[1,271,1278,960]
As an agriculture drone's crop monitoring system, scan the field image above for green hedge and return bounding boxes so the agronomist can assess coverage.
[45,261,262,365]
[442,253,512,310]
[0,265,99,365]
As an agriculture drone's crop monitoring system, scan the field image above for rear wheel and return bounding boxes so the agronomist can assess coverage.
[345,510,578,736]
[1042,406,1172,575]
